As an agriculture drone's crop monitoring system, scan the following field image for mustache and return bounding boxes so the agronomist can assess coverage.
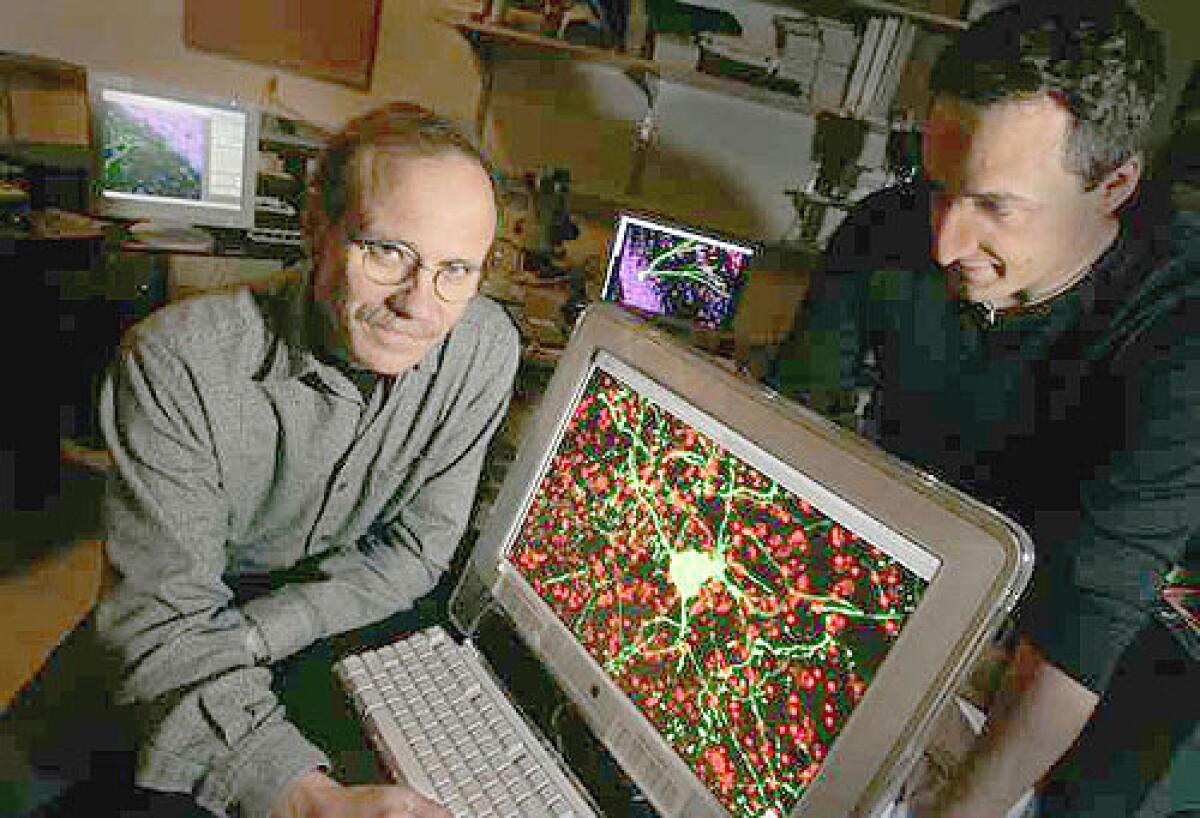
[354,303,435,336]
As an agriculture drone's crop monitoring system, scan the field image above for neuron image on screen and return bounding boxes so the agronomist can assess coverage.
[506,358,936,817]
[602,216,754,329]
[98,88,247,212]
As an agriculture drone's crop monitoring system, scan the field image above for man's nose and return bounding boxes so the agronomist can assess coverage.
[385,264,439,314]
[932,197,977,268]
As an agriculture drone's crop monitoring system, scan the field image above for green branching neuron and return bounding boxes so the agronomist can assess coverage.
[641,239,730,297]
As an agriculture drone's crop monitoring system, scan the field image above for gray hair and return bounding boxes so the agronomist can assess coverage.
[306,102,492,235]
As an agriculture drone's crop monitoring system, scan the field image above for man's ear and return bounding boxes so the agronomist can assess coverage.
[1098,155,1142,215]
[301,186,323,243]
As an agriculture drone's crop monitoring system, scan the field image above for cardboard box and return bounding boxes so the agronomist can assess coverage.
[8,86,89,146]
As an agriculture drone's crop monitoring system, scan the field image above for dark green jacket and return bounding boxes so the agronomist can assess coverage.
[770,183,1199,695]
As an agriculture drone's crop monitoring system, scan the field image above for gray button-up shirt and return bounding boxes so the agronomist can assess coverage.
[94,277,519,817]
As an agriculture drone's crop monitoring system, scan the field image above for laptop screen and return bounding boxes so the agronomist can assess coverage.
[601,213,755,329]
[459,305,1032,818]
[503,353,938,817]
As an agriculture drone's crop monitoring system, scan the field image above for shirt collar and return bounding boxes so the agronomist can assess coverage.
[960,217,1152,331]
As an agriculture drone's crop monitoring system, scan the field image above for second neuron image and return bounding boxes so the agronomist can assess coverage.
[604,219,753,329]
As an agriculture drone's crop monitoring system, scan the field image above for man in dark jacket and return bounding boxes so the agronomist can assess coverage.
[771,4,1197,816]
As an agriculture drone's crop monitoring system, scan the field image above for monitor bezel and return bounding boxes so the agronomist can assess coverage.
[600,212,757,331]
[86,71,259,230]
[453,304,1033,818]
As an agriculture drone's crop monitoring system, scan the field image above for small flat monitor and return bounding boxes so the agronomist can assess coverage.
[601,213,755,330]
[87,72,258,231]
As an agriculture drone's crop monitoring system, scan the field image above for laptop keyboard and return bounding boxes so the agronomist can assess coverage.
[335,626,596,818]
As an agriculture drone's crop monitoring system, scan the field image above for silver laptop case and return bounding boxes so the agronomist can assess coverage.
[451,303,1033,818]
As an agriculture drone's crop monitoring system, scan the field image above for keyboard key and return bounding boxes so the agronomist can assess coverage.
[367,709,437,801]
[362,651,385,677]
[518,802,547,818]
[356,687,386,715]
[338,654,367,677]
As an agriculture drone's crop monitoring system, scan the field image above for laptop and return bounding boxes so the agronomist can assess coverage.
[600,213,755,331]
[336,304,1033,817]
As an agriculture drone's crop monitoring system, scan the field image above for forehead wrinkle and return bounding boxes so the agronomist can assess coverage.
[367,145,501,235]
[964,189,1036,206]
[931,95,1077,205]
[360,154,496,270]
[350,145,441,232]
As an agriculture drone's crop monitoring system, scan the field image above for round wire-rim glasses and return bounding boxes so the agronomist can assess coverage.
[349,237,483,304]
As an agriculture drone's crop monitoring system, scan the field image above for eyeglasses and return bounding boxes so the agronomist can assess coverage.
[348,237,482,304]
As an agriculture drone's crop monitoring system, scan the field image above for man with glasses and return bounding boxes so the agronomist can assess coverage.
[12,103,518,818]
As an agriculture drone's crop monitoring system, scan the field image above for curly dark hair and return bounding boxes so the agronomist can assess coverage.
[929,1,1166,187]
[306,102,493,237]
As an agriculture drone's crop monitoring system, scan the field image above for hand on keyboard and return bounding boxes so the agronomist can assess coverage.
[273,769,451,818]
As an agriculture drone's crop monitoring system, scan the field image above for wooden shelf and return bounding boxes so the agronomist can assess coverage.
[259,131,325,153]
[853,0,967,32]
[449,16,653,72]
[260,113,328,153]
[447,15,894,127]
[0,51,86,81]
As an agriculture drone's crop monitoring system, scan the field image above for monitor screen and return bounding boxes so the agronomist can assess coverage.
[88,74,258,230]
[459,305,1032,817]
[504,352,937,818]
[601,213,755,330]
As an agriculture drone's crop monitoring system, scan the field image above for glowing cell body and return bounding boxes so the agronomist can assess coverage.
[669,548,726,604]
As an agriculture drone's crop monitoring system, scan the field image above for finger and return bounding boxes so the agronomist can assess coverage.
[391,786,451,818]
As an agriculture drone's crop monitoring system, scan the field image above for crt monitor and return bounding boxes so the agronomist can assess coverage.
[454,305,1033,817]
[87,72,258,230]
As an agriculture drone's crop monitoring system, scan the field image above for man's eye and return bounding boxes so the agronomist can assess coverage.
[979,199,1014,219]
[439,262,475,280]
[370,244,408,265]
